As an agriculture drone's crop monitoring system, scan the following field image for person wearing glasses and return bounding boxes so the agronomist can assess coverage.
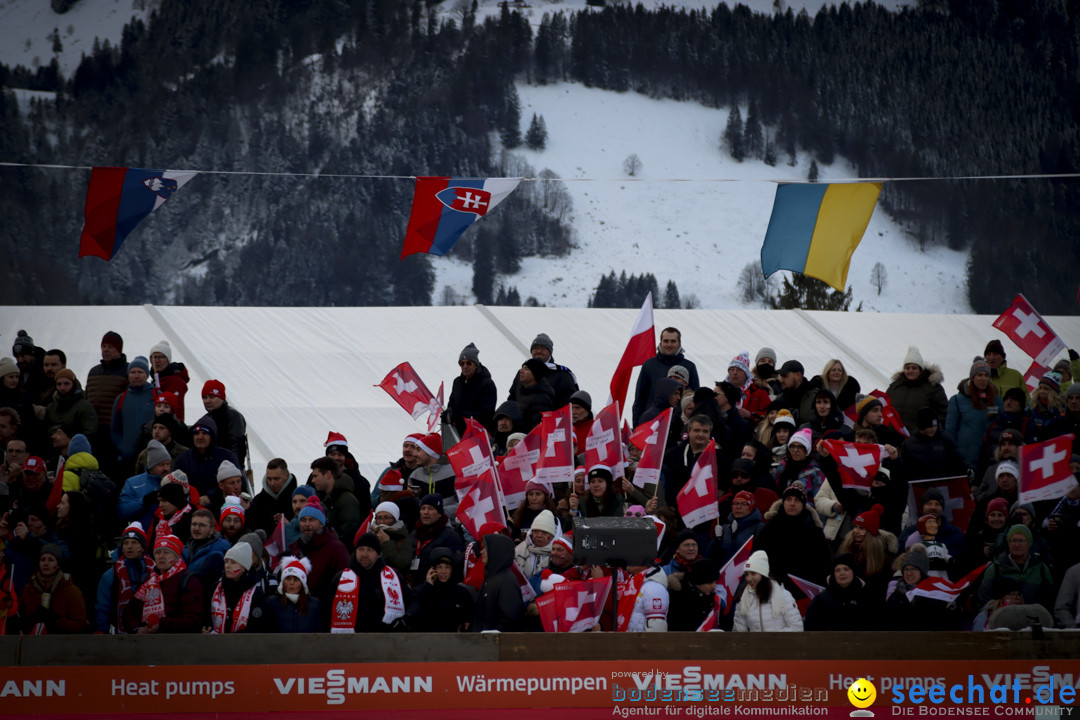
[446,343,498,436]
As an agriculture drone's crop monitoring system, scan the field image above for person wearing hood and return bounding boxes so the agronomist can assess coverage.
[148,340,190,422]
[901,407,968,482]
[328,531,409,633]
[173,415,240,504]
[506,333,579,411]
[58,433,98,493]
[44,368,98,440]
[639,377,683,428]
[810,359,862,415]
[803,553,871,630]
[408,546,475,632]
[490,403,525,458]
[246,458,298,537]
[204,543,274,633]
[447,343,498,435]
[754,485,831,592]
[633,327,700,425]
[200,380,248,470]
[946,357,1005,470]
[408,494,464,585]
[885,346,948,433]
[19,542,88,634]
[266,555,323,633]
[668,558,723,631]
[95,522,155,633]
[513,509,557,580]
[732,550,802,632]
[708,489,765,568]
[512,358,556,432]
[110,356,157,476]
[371,501,411,575]
[472,532,525,632]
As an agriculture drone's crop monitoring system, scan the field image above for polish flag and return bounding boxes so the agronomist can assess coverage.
[676,439,719,529]
[264,516,288,571]
[628,408,673,489]
[993,294,1066,367]
[375,362,438,422]
[554,577,612,633]
[585,402,625,480]
[536,405,574,485]
[609,293,655,419]
[456,477,505,543]
[908,564,987,603]
[822,440,884,491]
[718,537,754,613]
[1019,434,1077,503]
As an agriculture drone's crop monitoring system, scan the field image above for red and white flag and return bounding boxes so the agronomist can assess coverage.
[1020,434,1076,503]
[427,381,445,432]
[841,388,890,428]
[585,402,624,479]
[908,476,975,532]
[609,292,655,418]
[992,294,1066,367]
[554,577,613,633]
[356,510,374,537]
[536,405,574,485]
[264,516,288,571]
[536,591,559,633]
[822,440,883,490]
[696,594,725,632]
[676,439,719,528]
[375,362,440,423]
[1023,359,1049,394]
[615,568,646,632]
[456,477,505,542]
[448,419,500,502]
[881,405,910,438]
[908,564,987,603]
[789,574,825,602]
[718,537,754,612]
[628,407,673,489]
[499,423,542,510]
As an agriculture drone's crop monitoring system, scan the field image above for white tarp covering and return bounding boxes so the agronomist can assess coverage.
[4,305,1078,484]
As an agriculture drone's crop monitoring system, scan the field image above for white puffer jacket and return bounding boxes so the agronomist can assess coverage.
[732,579,803,632]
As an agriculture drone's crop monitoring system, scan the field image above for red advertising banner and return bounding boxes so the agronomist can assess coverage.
[2,660,1078,718]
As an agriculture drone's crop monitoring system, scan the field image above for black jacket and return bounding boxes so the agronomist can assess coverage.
[448,365,498,435]
[472,534,524,632]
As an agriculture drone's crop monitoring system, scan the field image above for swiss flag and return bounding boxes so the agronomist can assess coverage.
[676,439,719,529]
[536,405,574,485]
[992,294,1066,367]
[718,537,754,613]
[585,402,625,479]
[428,381,444,432]
[628,407,673,489]
[615,568,646,632]
[264,516,288,571]
[498,423,542,510]
[375,362,439,421]
[696,594,724,632]
[356,510,374,537]
[45,457,66,512]
[554,577,612,633]
[908,563,987,603]
[909,476,975,532]
[822,440,883,490]
[456,477,505,543]
[1023,359,1049,394]
[1019,434,1076,503]
[881,405,911,438]
[448,419,499,501]
[609,293,655,418]
[536,592,559,633]
[841,388,891,428]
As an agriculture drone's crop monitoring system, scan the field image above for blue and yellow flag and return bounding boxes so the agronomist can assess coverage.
[760,182,882,292]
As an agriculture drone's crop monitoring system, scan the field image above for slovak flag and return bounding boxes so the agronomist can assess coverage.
[400,177,522,259]
[629,407,672,489]
[264,516,288,571]
[585,402,624,480]
[1019,434,1076,503]
[79,167,197,260]
[822,440,883,491]
[554,577,612,633]
[456,478,505,543]
[908,564,987,603]
[993,294,1066,367]
[536,405,575,485]
[376,362,440,422]
[498,423,542,510]
[676,439,719,529]
[609,293,655,418]
[718,537,754,613]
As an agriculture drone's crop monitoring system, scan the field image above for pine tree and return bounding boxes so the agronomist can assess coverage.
[744,101,763,160]
[472,237,495,304]
[768,274,853,311]
[500,85,522,149]
[664,280,681,309]
[525,113,547,150]
[724,106,745,161]
[808,160,819,182]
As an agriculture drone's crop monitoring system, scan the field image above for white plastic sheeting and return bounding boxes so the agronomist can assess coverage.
[3,305,1078,484]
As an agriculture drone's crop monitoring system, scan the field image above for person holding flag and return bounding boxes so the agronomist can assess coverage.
[884,544,961,630]
[668,558,723,631]
[582,467,625,520]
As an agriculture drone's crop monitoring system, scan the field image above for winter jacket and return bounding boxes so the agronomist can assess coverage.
[327,556,409,633]
[639,378,681,426]
[61,450,100,492]
[885,581,960,631]
[172,416,240,498]
[321,473,364,551]
[123,568,204,633]
[85,354,129,428]
[754,501,831,587]
[898,518,966,562]
[668,582,721,632]
[117,469,165,531]
[245,473,298,537]
[409,516,464,585]
[804,576,872,631]
[134,437,188,475]
[19,572,88,634]
[206,401,248,469]
[472,534,524,632]
[407,463,457,512]
[771,456,827,501]
[661,441,705,509]
[512,379,556,431]
[513,535,552,580]
[732,579,802,631]
[900,430,967,482]
[264,592,324,633]
[94,553,153,633]
[44,387,99,439]
[989,361,1028,405]
[780,379,819,426]
[810,374,862,415]
[154,362,190,421]
[209,572,275,633]
[289,529,350,603]
[508,357,578,411]
[886,364,948,433]
[814,480,850,543]
[110,382,156,462]
[978,551,1056,610]
[707,508,763,568]
[447,364,498,435]
[183,534,231,594]
[408,578,475,632]
[946,380,1005,469]
[633,349,700,425]
[373,520,412,575]
[1053,563,1080,628]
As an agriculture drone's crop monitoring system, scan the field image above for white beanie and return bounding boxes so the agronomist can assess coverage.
[744,550,770,577]
[217,460,242,482]
[224,542,253,571]
[995,460,1019,479]
[150,340,172,363]
[531,509,557,537]
[374,501,401,522]
[278,556,311,592]
[903,346,925,369]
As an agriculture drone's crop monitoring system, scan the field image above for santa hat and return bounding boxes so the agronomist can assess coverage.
[525,479,553,496]
[202,379,226,399]
[854,504,884,536]
[121,522,148,550]
[154,534,184,560]
[403,432,425,446]
[415,433,443,459]
[377,469,405,492]
[324,431,348,450]
[552,536,574,555]
[728,351,751,376]
[539,568,568,594]
[219,496,245,525]
[278,556,311,593]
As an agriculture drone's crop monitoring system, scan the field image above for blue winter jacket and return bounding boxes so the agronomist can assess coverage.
[117,470,164,530]
[111,382,156,461]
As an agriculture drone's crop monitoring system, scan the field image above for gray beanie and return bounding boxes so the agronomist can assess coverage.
[570,390,592,412]
[531,333,554,353]
[1066,383,1080,398]
[755,347,777,365]
[459,342,481,366]
[903,544,930,579]
[224,543,253,571]
[145,440,172,471]
[238,531,266,568]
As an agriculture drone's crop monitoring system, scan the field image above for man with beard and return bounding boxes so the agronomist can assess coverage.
[289,497,349,603]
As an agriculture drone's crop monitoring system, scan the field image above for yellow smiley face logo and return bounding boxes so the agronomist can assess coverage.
[848,678,877,709]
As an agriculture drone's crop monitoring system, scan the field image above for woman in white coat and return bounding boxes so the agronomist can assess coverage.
[732,550,803,632]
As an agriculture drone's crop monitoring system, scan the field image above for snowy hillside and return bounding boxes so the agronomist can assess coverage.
[432,82,972,313]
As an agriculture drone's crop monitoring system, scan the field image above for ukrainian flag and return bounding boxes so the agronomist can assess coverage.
[760,182,883,292]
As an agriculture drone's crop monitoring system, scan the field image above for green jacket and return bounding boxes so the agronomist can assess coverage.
[990,361,1028,405]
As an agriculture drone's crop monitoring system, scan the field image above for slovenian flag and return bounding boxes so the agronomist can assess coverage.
[400,177,521,259]
[79,167,197,260]
[760,182,882,292]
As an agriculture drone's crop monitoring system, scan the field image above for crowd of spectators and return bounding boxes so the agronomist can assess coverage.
[1,326,1079,635]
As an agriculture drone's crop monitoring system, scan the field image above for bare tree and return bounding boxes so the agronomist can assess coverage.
[623,154,642,177]
[737,261,769,304]
[870,262,887,296]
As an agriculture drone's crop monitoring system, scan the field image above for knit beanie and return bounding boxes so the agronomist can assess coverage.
[354,531,382,553]
[154,534,184,561]
[531,510,557,539]
[985,497,1009,518]
[728,351,751,376]
[773,409,796,429]
[129,356,150,375]
[161,469,189,490]
[202,379,226,400]
[970,356,991,380]
[1006,524,1033,547]
[531,333,554,353]
[687,558,719,587]
[1040,371,1062,393]
[158,481,188,509]
[39,543,64,563]
[788,428,813,451]
[225,543,253,571]
[744,550,770,576]
[903,346,925,369]
[996,460,1019,479]
[101,331,124,354]
[733,490,756,510]
[667,366,690,385]
[902,544,930,578]
[239,531,266,567]
[145,440,171,471]
[755,347,777,365]
[12,330,35,356]
[150,340,172,363]
[522,357,550,380]
[854,504,884,536]
[781,484,807,505]
[917,406,939,431]
[374,501,401,522]
[984,339,1005,358]
[459,343,481,366]
[569,390,592,412]
[219,498,245,526]
[921,487,945,509]
[298,496,326,526]
[856,395,883,423]
[68,433,92,456]
[121,522,148,550]
[420,493,445,515]
[292,485,317,500]
[217,460,242,483]
[54,368,77,384]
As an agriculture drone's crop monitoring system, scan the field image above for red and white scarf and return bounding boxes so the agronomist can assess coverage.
[615,568,646,632]
[209,581,257,634]
[330,566,405,633]
[114,555,155,631]
[134,559,187,626]
[154,503,192,542]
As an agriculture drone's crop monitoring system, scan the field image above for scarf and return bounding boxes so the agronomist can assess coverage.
[29,571,62,635]
[210,579,257,634]
[615,568,646,632]
[329,566,405,633]
[114,555,155,630]
[413,515,449,559]
[135,558,187,625]
[154,503,192,541]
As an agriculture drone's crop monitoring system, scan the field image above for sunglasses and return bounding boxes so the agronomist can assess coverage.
[624,510,646,518]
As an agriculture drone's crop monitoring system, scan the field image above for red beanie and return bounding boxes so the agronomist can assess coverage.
[986,498,1009,518]
[202,379,226,400]
[154,534,184,559]
[854,504,884,536]
[733,490,756,510]
[154,390,181,415]
[101,331,123,353]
